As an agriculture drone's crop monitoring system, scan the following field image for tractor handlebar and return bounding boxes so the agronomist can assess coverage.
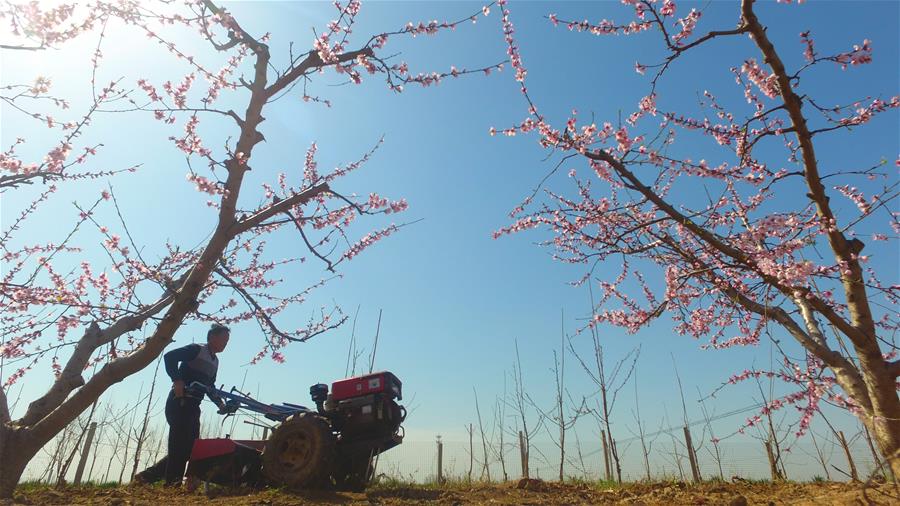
[187,381,309,421]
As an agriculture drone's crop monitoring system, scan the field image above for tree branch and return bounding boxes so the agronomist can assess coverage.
[18,294,175,427]
[213,265,296,343]
[656,233,875,413]
[793,297,831,350]
[741,0,878,348]
[654,233,861,377]
[0,43,46,51]
[0,384,10,426]
[27,281,201,443]
[888,360,900,379]
[585,148,871,349]
[265,47,374,100]
[284,208,335,272]
[232,183,330,235]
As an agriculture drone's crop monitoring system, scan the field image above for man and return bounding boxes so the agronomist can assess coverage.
[134,323,230,486]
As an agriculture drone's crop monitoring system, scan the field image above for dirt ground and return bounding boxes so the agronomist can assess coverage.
[8,479,900,505]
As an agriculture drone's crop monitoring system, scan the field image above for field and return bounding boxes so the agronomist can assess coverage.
[9,479,899,505]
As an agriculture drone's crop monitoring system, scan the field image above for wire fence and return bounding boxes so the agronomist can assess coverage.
[22,422,887,486]
[373,437,884,484]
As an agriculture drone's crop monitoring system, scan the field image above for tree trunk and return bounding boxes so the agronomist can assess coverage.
[739,0,900,480]
[601,430,611,481]
[833,358,900,479]
[0,456,28,499]
[519,430,528,479]
[864,415,900,480]
[0,428,36,498]
[861,370,900,480]
[862,424,891,482]
[765,439,782,482]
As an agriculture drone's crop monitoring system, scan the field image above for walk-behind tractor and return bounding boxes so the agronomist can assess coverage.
[184,371,405,491]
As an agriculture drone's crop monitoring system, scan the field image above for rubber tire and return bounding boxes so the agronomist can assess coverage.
[261,413,334,489]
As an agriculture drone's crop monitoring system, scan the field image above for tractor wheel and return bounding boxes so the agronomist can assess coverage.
[261,413,334,489]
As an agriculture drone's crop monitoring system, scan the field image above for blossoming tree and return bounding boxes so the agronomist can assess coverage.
[493,0,899,476]
[0,0,499,494]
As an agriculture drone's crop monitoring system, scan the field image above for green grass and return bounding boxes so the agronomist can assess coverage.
[564,476,621,489]
[371,474,493,491]
[370,474,628,493]
[14,473,835,497]
[13,480,47,493]
[15,480,121,492]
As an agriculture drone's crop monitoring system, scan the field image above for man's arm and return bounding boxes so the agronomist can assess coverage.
[163,344,201,397]
[206,389,226,411]
[205,359,228,409]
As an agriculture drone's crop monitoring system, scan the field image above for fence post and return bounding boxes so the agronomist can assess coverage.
[862,425,891,482]
[683,426,701,483]
[764,440,781,481]
[73,422,97,485]
[437,438,444,484]
[518,430,528,479]
[601,430,611,482]
[837,431,859,482]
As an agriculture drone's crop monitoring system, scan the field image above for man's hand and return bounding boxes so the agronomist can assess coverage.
[173,379,185,398]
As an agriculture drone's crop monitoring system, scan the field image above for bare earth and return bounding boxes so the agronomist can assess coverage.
[9,480,899,505]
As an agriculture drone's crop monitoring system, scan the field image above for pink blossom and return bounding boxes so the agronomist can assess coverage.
[741,59,780,99]
[186,173,224,195]
[799,31,816,62]
[834,39,873,69]
[838,96,899,126]
[29,76,52,95]
[343,224,399,260]
[834,185,871,215]
[660,0,677,17]
[137,78,161,102]
[299,144,319,184]
[672,9,701,45]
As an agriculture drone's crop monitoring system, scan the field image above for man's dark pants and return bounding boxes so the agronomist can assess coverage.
[164,392,201,484]
[137,392,201,485]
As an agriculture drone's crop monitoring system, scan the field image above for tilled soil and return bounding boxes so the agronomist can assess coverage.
[9,479,899,505]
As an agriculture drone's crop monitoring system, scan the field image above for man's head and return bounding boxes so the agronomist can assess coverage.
[207,323,230,354]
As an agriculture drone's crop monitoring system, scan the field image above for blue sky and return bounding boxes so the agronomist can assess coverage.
[2,0,898,480]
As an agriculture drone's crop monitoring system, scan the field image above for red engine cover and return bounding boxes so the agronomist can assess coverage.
[190,438,265,461]
[331,371,401,401]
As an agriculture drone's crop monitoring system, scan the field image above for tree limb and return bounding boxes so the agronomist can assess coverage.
[741,0,878,349]
[284,208,335,272]
[888,360,900,379]
[213,265,296,343]
[661,234,874,413]
[0,384,10,425]
[232,183,330,235]
[0,43,46,51]
[17,294,175,427]
[585,148,871,349]
[265,47,374,100]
